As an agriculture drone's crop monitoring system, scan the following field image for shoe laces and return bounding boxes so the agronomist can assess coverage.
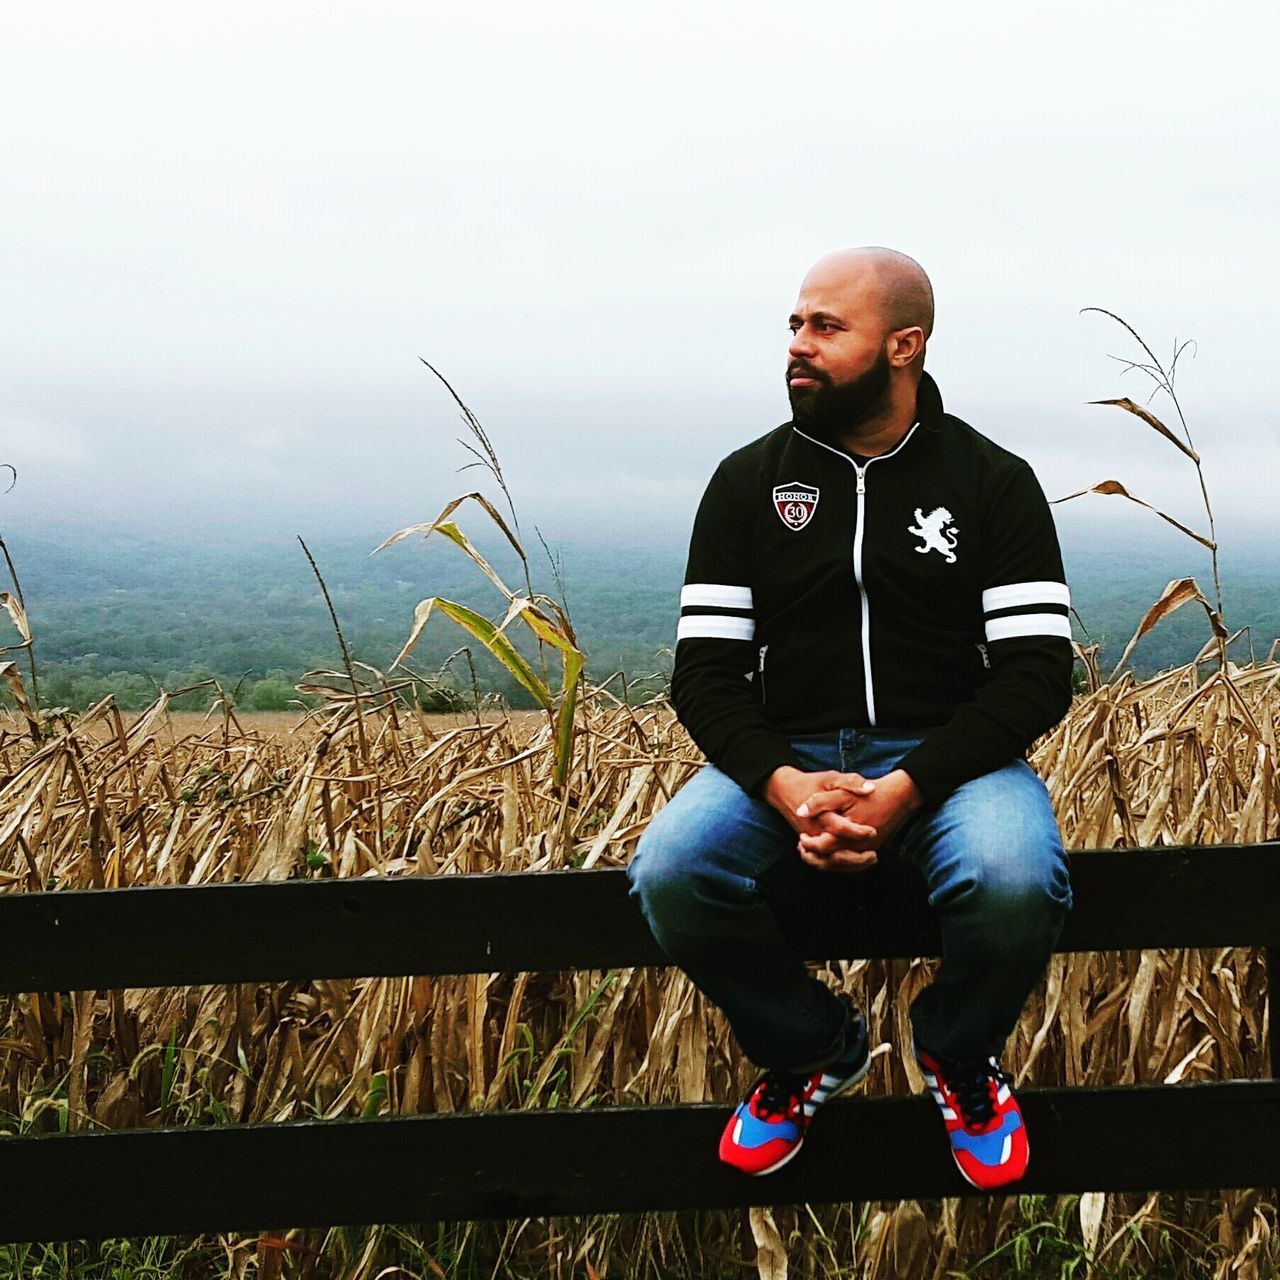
[753,1069,808,1119]
[945,1057,1009,1130]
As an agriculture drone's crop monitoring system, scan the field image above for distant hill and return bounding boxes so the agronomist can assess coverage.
[0,515,1274,713]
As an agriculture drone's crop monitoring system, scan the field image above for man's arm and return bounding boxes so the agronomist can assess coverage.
[669,459,807,798]
[893,459,1074,808]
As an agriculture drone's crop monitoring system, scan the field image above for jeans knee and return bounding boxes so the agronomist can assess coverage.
[627,827,756,940]
[626,833,669,908]
[937,845,1071,946]
[932,763,1072,918]
[628,830,693,927]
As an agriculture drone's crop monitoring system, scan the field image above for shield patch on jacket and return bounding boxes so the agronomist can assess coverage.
[773,483,819,531]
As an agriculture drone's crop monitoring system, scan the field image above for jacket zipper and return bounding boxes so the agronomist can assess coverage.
[790,421,920,728]
[852,465,874,723]
[758,643,769,704]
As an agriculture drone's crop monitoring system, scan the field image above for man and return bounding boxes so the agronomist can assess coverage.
[626,247,1074,1190]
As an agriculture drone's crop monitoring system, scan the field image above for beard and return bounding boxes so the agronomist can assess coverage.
[787,347,892,443]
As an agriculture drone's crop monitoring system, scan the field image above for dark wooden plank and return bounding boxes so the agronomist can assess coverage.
[2,845,1279,993]
[0,1081,1276,1242]
[0,869,664,992]
[1062,846,1280,952]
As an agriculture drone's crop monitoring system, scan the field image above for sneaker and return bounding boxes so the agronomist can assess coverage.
[719,1012,871,1176]
[915,1043,1029,1189]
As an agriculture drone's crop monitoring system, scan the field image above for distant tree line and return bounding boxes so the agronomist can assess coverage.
[0,526,1274,718]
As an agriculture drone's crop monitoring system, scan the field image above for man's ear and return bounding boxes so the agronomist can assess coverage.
[887,326,925,367]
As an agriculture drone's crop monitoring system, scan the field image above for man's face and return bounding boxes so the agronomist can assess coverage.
[785,266,892,435]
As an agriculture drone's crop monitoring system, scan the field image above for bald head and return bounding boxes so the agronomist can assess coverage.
[787,246,935,438]
[801,246,935,343]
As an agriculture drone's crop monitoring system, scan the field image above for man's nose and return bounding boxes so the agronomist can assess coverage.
[789,329,817,359]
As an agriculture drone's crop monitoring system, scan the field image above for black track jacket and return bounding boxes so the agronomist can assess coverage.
[670,371,1074,809]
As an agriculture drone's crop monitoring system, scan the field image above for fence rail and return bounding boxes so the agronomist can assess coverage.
[4,845,1280,992]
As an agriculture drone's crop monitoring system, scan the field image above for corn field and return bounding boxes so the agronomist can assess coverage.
[0,655,1278,1279]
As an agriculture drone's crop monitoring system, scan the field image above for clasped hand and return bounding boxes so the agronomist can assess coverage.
[764,765,924,873]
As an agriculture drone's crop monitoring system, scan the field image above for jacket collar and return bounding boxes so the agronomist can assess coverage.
[915,370,945,431]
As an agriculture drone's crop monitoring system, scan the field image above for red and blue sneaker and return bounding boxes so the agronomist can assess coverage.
[719,1016,871,1176]
[915,1043,1029,1189]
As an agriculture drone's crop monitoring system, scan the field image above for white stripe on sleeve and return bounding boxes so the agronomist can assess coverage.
[677,615,756,642]
[981,580,1071,613]
[984,612,1072,642]
[680,583,754,610]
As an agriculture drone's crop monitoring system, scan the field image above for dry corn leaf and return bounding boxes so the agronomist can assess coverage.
[0,592,31,643]
[0,660,40,740]
[1089,397,1199,462]
[747,1206,788,1280]
[1114,577,1227,675]
[1079,1190,1106,1259]
[1052,480,1215,550]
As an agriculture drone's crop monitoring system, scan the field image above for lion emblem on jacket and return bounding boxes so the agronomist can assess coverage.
[908,506,958,563]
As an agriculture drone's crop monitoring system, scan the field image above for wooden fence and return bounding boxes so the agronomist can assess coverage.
[0,843,1277,1242]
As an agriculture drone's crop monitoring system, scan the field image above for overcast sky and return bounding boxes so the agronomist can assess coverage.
[2,2,1276,558]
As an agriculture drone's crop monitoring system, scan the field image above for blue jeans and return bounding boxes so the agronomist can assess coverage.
[626,728,1071,1071]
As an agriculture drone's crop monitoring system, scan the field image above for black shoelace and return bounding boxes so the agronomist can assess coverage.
[753,1070,808,1119]
[947,1058,1009,1129]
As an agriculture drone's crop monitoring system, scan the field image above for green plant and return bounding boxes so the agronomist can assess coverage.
[375,364,586,787]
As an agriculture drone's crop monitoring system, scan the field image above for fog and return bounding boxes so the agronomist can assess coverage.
[2,2,1276,552]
